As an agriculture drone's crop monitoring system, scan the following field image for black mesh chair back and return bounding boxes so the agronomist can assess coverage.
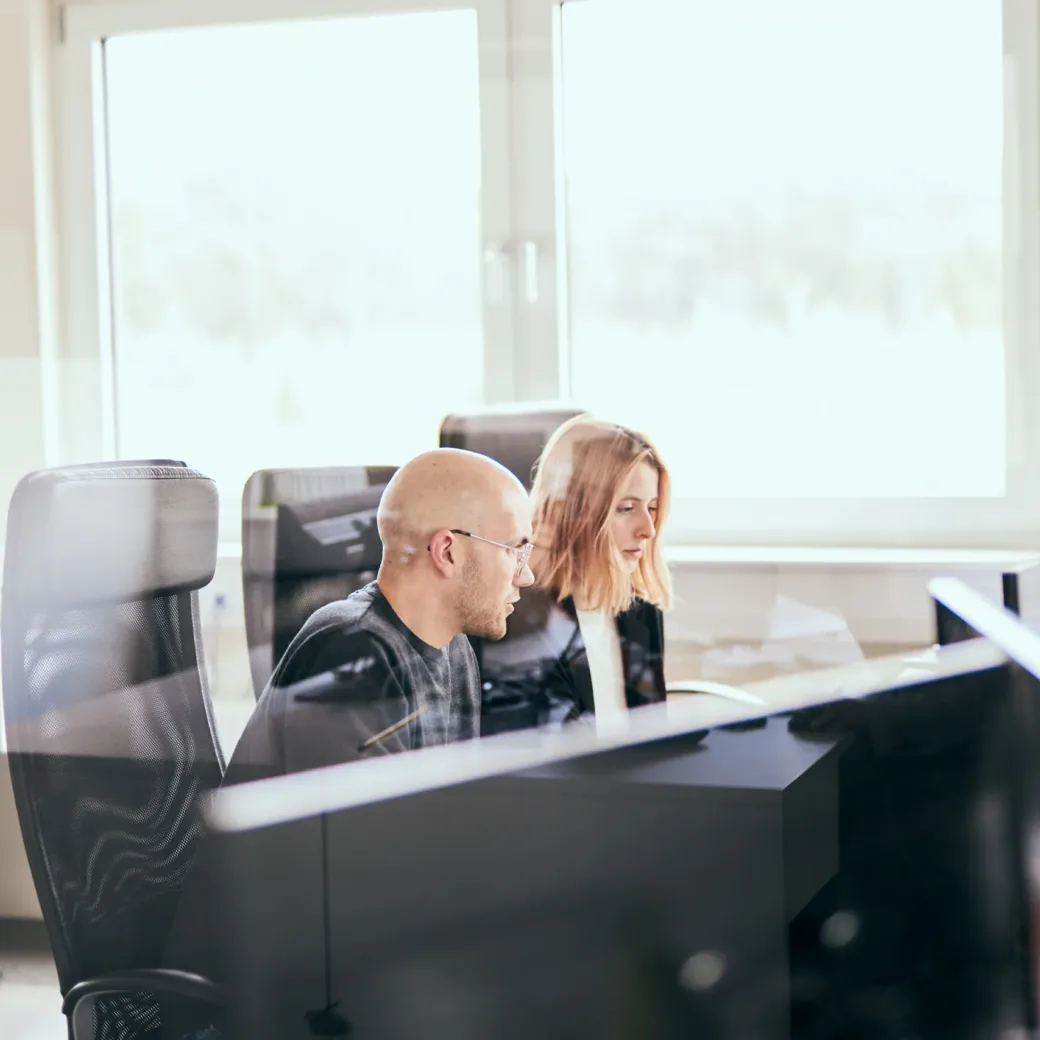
[1,463,224,1038]
[439,404,584,734]
[241,465,397,700]
[438,403,585,491]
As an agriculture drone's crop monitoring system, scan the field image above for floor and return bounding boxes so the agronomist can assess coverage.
[0,918,62,1039]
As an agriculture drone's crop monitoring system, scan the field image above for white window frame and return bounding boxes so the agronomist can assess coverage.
[54,0,1040,549]
[519,0,1040,550]
[53,0,520,467]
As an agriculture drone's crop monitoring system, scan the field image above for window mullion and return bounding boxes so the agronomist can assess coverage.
[506,0,563,403]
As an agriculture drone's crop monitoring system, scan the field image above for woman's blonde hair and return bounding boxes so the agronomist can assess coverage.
[530,414,673,615]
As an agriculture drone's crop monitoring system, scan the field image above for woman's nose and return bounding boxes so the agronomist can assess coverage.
[635,512,656,539]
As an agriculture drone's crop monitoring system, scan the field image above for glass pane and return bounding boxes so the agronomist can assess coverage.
[561,0,1004,498]
[105,10,485,533]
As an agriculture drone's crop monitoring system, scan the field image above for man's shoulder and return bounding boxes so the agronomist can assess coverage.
[447,631,479,668]
[269,585,401,688]
[299,582,382,635]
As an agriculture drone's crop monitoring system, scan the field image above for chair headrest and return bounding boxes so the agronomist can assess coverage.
[439,403,584,439]
[439,404,585,491]
[4,464,218,607]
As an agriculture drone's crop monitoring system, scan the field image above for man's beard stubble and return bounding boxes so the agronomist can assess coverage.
[455,555,507,641]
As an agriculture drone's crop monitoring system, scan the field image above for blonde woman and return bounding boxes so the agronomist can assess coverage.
[510,414,673,727]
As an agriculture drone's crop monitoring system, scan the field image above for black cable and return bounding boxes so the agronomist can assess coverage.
[322,812,332,1007]
[304,813,351,1037]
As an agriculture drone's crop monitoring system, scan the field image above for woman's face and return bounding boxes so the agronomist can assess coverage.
[609,461,660,572]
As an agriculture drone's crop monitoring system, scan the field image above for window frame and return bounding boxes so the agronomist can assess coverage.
[528,0,1040,549]
[54,0,1040,549]
[54,0,519,469]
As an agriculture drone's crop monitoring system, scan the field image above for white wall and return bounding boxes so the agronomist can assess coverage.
[0,765,39,919]
[0,0,54,515]
[0,0,53,918]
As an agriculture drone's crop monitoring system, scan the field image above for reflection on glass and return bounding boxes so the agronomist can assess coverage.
[105,11,485,534]
[562,0,1004,497]
[209,630,1034,1040]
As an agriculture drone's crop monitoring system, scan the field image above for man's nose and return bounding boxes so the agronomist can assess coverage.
[514,563,535,587]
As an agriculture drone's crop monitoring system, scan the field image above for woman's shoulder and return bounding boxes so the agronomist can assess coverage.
[616,597,665,648]
[624,597,663,622]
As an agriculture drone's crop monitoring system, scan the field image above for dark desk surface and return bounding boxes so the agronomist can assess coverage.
[520,718,844,794]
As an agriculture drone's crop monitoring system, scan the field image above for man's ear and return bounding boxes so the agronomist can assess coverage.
[426,529,457,576]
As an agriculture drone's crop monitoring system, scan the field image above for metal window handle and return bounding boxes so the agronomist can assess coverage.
[523,240,539,303]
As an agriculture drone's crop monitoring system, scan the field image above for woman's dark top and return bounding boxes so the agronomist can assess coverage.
[478,588,667,733]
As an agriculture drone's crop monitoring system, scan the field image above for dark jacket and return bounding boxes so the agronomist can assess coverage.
[479,590,667,733]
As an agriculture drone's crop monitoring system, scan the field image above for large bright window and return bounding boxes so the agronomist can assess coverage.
[57,0,1040,547]
[561,0,1005,500]
[103,9,487,532]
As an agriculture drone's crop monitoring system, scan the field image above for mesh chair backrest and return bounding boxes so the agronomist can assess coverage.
[438,404,584,491]
[241,466,397,699]
[1,465,224,995]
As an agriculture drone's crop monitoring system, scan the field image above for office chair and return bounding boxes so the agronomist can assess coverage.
[438,404,585,732]
[2,462,226,1040]
[439,402,585,490]
[241,465,397,700]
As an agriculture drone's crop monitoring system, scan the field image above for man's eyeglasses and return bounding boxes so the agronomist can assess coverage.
[450,529,534,577]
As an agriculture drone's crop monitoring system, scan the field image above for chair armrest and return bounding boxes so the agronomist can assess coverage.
[63,968,226,1017]
[665,679,768,707]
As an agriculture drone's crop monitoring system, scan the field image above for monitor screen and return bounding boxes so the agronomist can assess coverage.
[935,560,1040,646]
[1013,561,1040,636]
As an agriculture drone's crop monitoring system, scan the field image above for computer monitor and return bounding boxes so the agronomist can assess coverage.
[1011,560,1040,636]
[934,559,1040,645]
[204,581,1037,1039]
[930,576,1040,1021]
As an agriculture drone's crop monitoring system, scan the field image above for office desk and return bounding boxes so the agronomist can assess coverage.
[514,718,844,1039]
[215,719,843,1040]
[522,719,843,925]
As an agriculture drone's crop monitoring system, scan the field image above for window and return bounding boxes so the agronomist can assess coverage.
[102,8,491,533]
[57,0,1040,547]
[561,0,1005,500]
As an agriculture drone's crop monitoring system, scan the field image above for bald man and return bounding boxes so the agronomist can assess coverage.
[224,448,535,783]
[164,450,535,1025]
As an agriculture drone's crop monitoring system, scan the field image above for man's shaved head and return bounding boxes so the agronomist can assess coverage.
[375,448,535,644]
[377,448,526,560]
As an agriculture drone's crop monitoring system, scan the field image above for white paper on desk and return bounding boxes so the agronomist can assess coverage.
[699,642,798,677]
[901,647,941,667]
[666,680,768,706]
[766,594,851,640]
[890,666,937,686]
[762,594,865,668]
